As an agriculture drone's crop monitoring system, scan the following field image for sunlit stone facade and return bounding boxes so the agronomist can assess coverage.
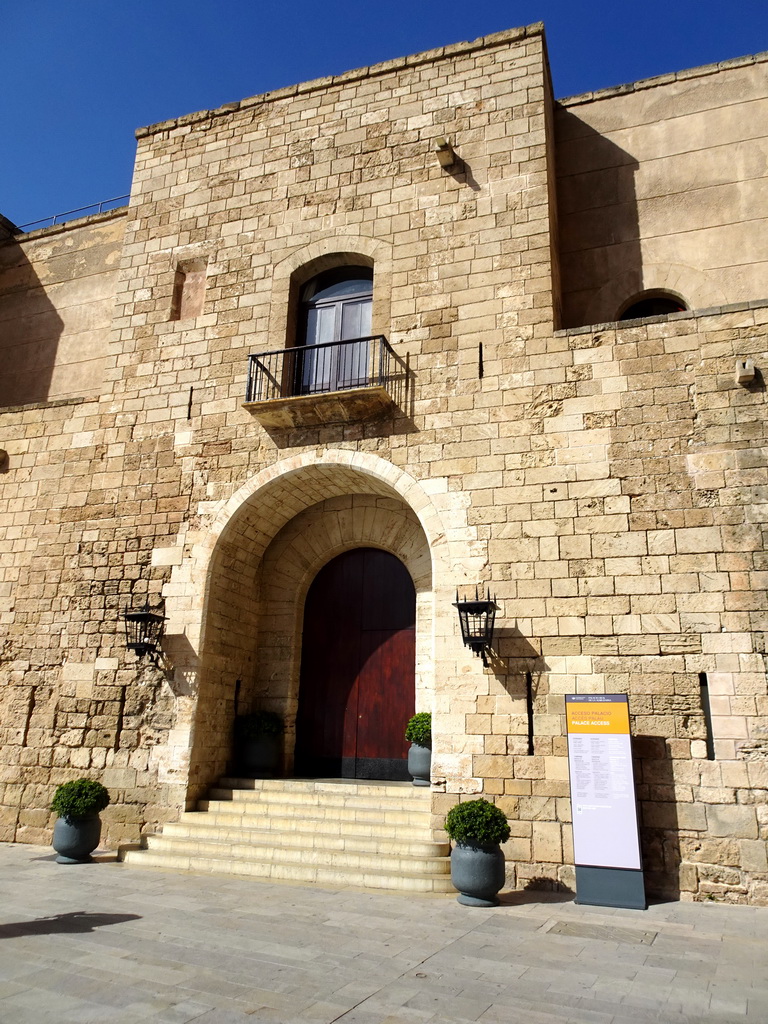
[1,25,767,901]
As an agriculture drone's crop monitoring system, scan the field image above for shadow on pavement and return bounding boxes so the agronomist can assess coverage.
[499,890,575,906]
[30,851,119,864]
[0,911,141,938]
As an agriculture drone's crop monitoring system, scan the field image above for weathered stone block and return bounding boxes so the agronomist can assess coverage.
[532,821,562,862]
[706,805,758,839]
[677,804,708,831]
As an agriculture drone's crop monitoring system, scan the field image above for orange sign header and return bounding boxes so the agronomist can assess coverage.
[566,699,630,735]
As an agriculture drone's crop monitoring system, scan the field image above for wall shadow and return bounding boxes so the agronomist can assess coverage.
[633,734,681,901]
[555,109,642,328]
[489,626,550,678]
[487,627,550,757]
[742,366,766,396]
[446,155,481,193]
[159,632,200,698]
[0,220,64,405]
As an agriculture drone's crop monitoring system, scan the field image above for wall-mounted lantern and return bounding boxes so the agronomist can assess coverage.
[123,605,165,658]
[453,587,498,666]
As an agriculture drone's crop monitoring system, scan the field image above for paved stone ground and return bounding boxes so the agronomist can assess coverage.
[1,843,766,1023]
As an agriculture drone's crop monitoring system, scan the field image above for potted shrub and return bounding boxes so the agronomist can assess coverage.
[50,778,111,864]
[405,711,431,787]
[445,798,510,907]
[234,711,284,778]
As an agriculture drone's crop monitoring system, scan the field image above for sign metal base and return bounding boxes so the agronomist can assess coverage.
[575,865,646,911]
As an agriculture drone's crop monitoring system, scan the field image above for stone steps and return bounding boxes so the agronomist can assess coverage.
[193,803,430,829]
[142,834,451,875]
[209,778,430,806]
[120,777,453,894]
[126,849,455,892]
[162,819,448,857]
[219,777,430,799]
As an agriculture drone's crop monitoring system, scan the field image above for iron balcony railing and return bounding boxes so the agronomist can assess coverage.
[246,335,406,405]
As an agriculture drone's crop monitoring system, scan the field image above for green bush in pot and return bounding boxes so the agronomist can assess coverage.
[235,711,284,739]
[50,778,111,864]
[444,798,510,906]
[233,711,284,777]
[404,712,431,786]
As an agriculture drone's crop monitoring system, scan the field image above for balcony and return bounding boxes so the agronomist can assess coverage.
[243,335,406,429]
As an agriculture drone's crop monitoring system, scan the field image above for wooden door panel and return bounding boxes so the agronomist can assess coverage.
[295,551,361,773]
[355,628,415,760]
[296,548,415,780]
[361,549,415,630]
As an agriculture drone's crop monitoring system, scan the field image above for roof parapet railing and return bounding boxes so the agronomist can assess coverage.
[18,195,130,232]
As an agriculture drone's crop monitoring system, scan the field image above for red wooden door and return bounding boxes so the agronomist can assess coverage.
[295,548,415,780]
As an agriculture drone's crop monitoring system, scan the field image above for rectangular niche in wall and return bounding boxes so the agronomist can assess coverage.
[170,258,207,321]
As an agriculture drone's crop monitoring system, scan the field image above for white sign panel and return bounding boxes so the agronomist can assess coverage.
[566,694,642,871]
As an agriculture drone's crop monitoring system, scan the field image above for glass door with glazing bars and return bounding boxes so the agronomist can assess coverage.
[297,268,373,394]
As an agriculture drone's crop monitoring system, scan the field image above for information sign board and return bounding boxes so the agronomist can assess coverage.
[565,693,645,909]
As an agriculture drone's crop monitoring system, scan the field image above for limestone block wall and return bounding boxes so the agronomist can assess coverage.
[94,25,556,808]
[429,301,768,902]
[0,394,184,847]
[556,55,768,327]
[0,26,557,845]
[0,212,125,406]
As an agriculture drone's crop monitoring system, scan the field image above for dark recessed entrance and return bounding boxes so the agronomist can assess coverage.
[295,547,415,781]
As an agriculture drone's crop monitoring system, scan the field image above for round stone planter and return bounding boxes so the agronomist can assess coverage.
[52,814,102,864]
[407,742,431,787]
[236,734,282,778]
[450,841,506,907]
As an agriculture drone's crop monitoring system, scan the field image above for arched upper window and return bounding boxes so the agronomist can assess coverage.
[296,266,373,393]
[619,292,687,321]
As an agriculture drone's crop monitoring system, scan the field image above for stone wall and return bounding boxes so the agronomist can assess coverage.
[0,26,766,902]
[429,301,768,902]
[556,55,768,327]
[0,386,187,845]
[0,212,125,406]
[0,24,554,846]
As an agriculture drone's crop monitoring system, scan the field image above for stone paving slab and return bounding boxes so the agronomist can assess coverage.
[1,843,767,1023]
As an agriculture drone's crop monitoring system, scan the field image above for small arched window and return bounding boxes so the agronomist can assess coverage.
[619,292,687,321]
[296,267,373,393]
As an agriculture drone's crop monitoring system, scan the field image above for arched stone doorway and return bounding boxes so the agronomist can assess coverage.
[295,547,415,780]
[176,451,460,805]
[251,492,432,780]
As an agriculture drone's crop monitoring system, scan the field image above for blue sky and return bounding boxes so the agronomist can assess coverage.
[3,0,767,227]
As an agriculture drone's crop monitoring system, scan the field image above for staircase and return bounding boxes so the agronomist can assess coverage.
[120,777,454,894]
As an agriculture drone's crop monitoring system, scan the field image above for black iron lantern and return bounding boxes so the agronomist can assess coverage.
[123,604,165,658]
[453,587,498,666]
